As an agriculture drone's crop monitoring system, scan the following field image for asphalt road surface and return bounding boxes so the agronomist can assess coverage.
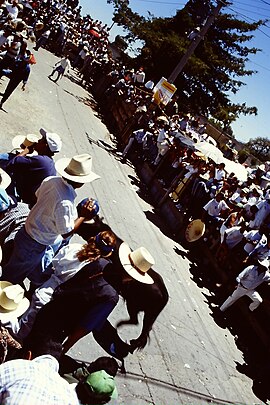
[0,46,263,404]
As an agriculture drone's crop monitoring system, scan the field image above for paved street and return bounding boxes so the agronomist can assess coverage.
[0,47,262,404]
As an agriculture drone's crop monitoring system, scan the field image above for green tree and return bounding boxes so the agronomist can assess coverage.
[107,0,263,127]
[246,137,270,162]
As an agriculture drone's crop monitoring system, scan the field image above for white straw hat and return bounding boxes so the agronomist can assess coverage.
[0,168,11,190]
[55,154,100,183]
[12,134,42,150]
[118,243,154,284]
[0,282,30,322]
[185,219,205,242]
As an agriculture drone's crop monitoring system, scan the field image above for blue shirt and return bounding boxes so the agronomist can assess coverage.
[6,155,56,207]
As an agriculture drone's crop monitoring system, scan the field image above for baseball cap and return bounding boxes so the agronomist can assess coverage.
[85,370,118,399]
[39,128,62,153]
[0,188,10,212]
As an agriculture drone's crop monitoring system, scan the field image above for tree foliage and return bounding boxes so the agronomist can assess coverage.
[246,137,270,162]
[107,0,264,129]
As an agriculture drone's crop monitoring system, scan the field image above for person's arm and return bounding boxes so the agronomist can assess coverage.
[62,200,98,239]
[236,266,250,284]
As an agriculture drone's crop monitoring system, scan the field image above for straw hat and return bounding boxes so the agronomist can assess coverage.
[185,219,205,242]
[12,134,42,150]
[0,282,30,322]
[156,116,169,125]
[55,154,100,184]
[0,169,11,190]
[118,243,154,284]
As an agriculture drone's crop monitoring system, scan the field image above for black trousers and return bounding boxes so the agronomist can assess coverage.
[1,77,22,104]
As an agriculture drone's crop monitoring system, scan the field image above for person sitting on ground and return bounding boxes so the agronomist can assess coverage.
[60,356,118,405]
[0,187,29,266]
[0,338,80,405]
[23,231,119,354]
[1,154,100,289]
[6,129,62,207]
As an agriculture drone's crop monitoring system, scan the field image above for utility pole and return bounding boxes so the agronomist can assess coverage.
[168,1,225,83]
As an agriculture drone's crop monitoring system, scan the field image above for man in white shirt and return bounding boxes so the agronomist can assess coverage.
[2,154,100,287]
[220,259,270,312]
[203,192,229,222]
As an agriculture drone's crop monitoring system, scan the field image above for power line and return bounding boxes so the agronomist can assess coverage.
[234,0,270,11]
[226,4,270,38]
[232,5,270,18]
[135,0,185,4]
[249,60,270,71]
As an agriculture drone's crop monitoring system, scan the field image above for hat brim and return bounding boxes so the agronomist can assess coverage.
[55,158,100,184]
[0,169,11,190]
[0,297,29,322]
[118,243,154,284]
[185,220,205,242]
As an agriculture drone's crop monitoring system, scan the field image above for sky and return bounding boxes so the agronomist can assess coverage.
[80,0,270,144]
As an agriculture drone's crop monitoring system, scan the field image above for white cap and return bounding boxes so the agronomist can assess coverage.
[40,128,62,153]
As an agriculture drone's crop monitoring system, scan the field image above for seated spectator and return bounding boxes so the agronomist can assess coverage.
[0,187,29,266]
[0,338,79,405]
[6,129,62,207]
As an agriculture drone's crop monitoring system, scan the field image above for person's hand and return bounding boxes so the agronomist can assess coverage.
[79,198,97,219]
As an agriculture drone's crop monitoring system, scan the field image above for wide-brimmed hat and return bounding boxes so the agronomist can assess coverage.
[258,259,269,270]
[0,169,11,190]
[39,128,62,153]
[55,154,100,184]
[118,243,154,284]
[0,282,30,322]
[12,134,42,150]
[86,370,117,399]
[156,116,169,125]
[185,219,205,242]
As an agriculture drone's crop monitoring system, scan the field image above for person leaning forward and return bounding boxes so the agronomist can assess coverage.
[1,154,100,288]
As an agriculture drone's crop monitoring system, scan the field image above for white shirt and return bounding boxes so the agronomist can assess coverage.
[236,265,270,290]
[25,176,77,245]
[0,355,79,405]
[243,230,266,253]
[224,226,243,249]
[0,31,9,48]
[57,57,71,71]
[134,70,145,83]
[214,168,225,182]
[11,243,85,340]
[203,198,229,217]
[5,2,18,19]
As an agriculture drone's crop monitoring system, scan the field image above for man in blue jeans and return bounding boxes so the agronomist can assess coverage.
[1,154,100,288]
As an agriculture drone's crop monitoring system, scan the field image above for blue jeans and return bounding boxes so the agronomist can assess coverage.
[1,226,61,286]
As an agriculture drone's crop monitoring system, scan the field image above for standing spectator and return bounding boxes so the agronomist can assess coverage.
[220,259,270,312]
[133,67,145,87]
[34,28,51,51]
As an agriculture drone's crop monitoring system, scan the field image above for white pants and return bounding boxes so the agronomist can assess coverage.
[220,285,263,312]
